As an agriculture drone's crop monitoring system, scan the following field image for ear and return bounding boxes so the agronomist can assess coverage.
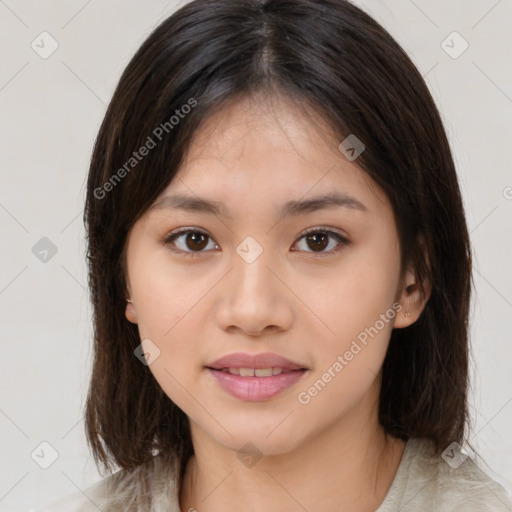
[124,281,138,324]
[125,300,138,324]
[394,240,432,329]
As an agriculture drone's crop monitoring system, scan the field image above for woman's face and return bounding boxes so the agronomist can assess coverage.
[124,94,417,455]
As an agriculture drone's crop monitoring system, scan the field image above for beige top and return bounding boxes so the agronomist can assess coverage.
[34,437,512,511]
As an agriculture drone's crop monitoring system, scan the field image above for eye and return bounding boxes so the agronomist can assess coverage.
[292,227,350,256]
[163,228,219,256]
[162,226,350,257]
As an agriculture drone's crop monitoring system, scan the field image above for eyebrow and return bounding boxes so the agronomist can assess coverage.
[150,192,368,218]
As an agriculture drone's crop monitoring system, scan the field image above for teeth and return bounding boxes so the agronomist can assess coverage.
[255,368,273,377]
[222,367,285,377]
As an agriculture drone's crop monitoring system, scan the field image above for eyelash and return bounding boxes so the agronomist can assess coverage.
[162,226,350,258]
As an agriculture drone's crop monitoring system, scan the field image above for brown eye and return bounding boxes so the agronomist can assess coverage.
[164,229,218,255]
[183,232,209,251]
[163,227,349,258]
[305,232,329,252]
[292,228,350,256]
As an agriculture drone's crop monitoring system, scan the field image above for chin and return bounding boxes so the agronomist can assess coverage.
[206,414,306,457]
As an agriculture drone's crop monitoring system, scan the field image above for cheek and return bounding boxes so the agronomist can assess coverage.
[131,250,209,337]
[134,286,205,417]
[305,250,400,343]
[294,243,400,405]
[135,277,206,369]
[128,255,204,396]
[296,310,395,419]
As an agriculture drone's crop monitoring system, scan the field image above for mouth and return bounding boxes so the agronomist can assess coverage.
[210,367,299,377]
[207,351,307,371]
[205,352,308,401]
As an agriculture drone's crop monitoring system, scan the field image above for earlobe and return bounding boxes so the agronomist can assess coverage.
[125,298,138,324]
[124,277,138,324]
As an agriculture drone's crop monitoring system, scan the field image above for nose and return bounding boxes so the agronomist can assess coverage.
[215,248,294,337]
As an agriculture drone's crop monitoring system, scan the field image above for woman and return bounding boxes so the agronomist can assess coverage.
[36,0,512,510]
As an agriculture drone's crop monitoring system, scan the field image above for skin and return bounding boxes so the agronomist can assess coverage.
[124,92,431,512]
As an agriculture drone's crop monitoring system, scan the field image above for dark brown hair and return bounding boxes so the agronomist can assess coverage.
[84,0,473,489]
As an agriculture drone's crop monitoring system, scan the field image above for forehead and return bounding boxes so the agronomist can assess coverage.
[182,93,342,167]
[155,93,391,217]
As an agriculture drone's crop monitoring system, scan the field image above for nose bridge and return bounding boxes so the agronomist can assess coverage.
[216,236,292,334]
[232,236,278,299]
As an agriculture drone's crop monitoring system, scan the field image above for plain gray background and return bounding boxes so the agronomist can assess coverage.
[1,0,511,510]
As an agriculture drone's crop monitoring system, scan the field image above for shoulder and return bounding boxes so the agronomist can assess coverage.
[33,455,181,512]
[32,476,113,512]
[379,437,512,512]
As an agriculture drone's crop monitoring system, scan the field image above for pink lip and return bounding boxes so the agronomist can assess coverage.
[207,369,306,401]
[207,351,306,370]
[206,352,308,401]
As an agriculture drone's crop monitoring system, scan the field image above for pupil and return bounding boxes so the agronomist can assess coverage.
[308,233,327,251]
[187,232,208,251]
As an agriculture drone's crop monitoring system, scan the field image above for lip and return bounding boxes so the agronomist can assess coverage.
[207,351,307,371]
[207,369,307,401]
[206,352,308,401]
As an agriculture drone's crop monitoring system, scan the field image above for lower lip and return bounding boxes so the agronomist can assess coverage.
[207,368,307,401]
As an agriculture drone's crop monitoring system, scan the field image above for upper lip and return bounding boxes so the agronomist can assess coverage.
[207,352,307,371]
